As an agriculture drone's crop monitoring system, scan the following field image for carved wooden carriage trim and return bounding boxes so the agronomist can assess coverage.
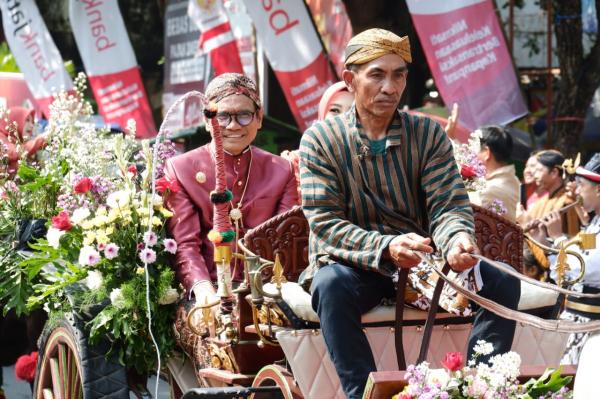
[243,204,524,280]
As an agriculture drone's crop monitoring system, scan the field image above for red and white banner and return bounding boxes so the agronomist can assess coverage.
[69,0,156,138]
[306,0,353,77]
[188,0,244,75]
[406,0,527,130]
[242,0,336,130]
[0,1,73,115]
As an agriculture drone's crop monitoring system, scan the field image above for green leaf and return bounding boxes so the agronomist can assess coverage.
[16,164,40,182]
[523,367,573,397]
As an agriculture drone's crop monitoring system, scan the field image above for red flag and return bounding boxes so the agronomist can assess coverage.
[189,0,243,75]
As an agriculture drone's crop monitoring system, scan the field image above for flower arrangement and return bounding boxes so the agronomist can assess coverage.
[393,340,572,399]
[486,198,508,217]
[452,130,486,192]
[0,74,182,375]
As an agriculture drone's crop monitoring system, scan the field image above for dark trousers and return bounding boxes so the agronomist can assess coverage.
[311,261,520,399]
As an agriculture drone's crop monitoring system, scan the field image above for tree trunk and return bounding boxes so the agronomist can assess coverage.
[552,0,600,157]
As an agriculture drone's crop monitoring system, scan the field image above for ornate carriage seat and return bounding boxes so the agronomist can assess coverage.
[243,204,524,278]
[242,204,554,326]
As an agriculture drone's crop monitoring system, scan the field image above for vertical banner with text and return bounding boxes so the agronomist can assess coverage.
[242,0,336,131]
[164,0,209,132]
[69,0,157,138]
[188,0,244,75]
[306,0,352,77]
[406,0,527,130]
[0,0,73,115]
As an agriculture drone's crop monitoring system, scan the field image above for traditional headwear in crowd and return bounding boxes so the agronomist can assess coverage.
[344,28,412,66]
[576,153,600,183]
[535,150,565,172]
[317,81,349,121]
[204,73,261,109]
[0,106,35,142]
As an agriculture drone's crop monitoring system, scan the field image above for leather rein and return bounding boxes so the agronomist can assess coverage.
[395,253,600,368]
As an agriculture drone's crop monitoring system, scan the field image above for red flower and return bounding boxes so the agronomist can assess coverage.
[128,165,137,175]
[51,211,73,231]
[441,352,463,372]
[156,177,180,194]
[460,164,477,179]
[74,177,93,194]
[15,351,38,383]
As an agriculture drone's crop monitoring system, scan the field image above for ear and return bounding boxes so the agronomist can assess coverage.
[255,108,264,130]
[204,115,213,133]
[342,69,355,93]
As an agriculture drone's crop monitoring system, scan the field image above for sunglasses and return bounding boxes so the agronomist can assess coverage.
[215,111,255,127]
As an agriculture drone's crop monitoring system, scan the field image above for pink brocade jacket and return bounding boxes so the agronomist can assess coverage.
[164,144,299,293]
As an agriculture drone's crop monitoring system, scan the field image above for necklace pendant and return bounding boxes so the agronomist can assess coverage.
[230,207,242,221]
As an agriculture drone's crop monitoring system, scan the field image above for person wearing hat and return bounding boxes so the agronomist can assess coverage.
[532,153,600,396]
[299,28,520,398]
[164,73,298,307]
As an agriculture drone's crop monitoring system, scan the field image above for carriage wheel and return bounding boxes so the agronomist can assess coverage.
[250,365,303,399]
[34,313,129,399]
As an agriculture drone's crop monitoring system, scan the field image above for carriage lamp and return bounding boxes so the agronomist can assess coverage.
[246,255,265,308]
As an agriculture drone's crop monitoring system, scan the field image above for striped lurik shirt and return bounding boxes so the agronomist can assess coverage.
[298,106,474,284]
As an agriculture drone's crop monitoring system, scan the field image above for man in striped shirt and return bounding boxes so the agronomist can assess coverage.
[299,28,520,398]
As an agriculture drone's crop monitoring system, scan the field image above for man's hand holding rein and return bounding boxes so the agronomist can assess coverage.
[384,233,433,269]
[447,232,479,272]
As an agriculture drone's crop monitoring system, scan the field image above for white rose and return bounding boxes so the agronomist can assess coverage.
[46,227,66,249]
[109,288,126,309]
[106,190,131,209]
[158,288,180,305]
[71,207,91,225]
[85,270,104,290]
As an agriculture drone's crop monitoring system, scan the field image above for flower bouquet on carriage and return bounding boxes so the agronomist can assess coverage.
[0,74,183,383]
[392,341,573,399]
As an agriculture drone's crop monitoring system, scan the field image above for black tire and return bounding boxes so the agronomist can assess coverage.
[33,311,129,399]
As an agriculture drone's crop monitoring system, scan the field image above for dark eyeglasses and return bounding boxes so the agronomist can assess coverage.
[215,111,255,127]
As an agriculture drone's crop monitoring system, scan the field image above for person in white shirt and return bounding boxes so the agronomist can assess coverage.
[534,153,600,397]
[475,125,521,221]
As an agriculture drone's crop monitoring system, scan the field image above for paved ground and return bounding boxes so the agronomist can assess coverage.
[2,366,171,398]
[2,366,31,399]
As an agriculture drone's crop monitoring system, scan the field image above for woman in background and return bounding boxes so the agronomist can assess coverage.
[0,106,47,175]
[282,81,354,201]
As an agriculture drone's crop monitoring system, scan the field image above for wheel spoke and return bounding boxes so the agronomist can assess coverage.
[58,343,69,398]
[50,357,65,399]
[42,388,55,399]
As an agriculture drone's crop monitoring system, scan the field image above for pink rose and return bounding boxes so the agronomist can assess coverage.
[441,352,463,372]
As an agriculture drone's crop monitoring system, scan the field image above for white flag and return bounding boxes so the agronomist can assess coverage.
[188,0,243,74]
